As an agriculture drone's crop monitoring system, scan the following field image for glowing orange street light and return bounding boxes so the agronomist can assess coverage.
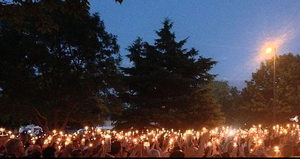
[265,47,276,126]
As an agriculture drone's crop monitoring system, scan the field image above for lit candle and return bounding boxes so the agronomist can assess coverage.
[144,141,150,150]
[258,139,262,145]
[96,128,101,135]
[81,139,85,145]
[169,138,174,145]
[105,134,111,145]
[196,131,200,140]
[186,130,192,147]
[133,138,138,145]
[274,146,280,156]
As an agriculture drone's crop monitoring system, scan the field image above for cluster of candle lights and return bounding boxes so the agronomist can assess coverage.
[1,123,299,157]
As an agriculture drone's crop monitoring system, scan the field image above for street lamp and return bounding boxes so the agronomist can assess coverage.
[266,47,276,125]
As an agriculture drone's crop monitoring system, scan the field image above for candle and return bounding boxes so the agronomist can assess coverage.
[196,131,200,140]
[169,138,174,146]
[233,142,237,147]
[144,141,150,150]
[274,146,280,152]
[105,134,111,145]
[274,146,280,156]
[133,138,138,145]
[186,130,192,147]
[81,139,85,145]
[258,139,262,145]
[96,128,101,135]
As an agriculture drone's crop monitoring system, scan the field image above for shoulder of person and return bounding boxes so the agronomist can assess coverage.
[105,153,115,158]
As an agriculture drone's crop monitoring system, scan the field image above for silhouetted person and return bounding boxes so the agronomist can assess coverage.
[169,150,184,158]
[42,147,56,158]
[3,139,25,158]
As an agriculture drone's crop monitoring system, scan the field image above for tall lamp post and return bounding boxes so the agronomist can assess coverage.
[266,47,276,125]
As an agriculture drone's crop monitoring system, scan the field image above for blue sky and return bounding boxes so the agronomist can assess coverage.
[89,0,300,89]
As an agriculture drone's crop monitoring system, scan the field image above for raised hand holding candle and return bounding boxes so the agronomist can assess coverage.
[274,146,280,156]
[105,134,111,152]
[196,131,200,140]
[186,130,192,147]
[105,134,111,145]
[96,128,101,135]
[144,141,150,150]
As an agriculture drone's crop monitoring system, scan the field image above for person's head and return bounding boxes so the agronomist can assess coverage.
[20,132,29,142]
[221,152,230,158]
[42,147,56,158]
[292,145,299,156]
[26,145,42,157]
[240,138,246,145]
[71,149,83,158]
[5,139,25,157]
[211,154,222,158]
[169,150,184,158]
[244,146,250,156]
[204,147,211,157]
[272,137,280,146]
[149,149,160,158]
[227,142,234,153]
[110,141,121,156]
[264,139,270,148]
[281,144,293,157]
[35,138,44,148]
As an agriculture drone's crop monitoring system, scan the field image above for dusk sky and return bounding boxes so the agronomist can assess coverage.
[89,0,300,89]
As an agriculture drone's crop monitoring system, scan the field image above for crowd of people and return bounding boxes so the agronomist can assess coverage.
[0,124,299,158]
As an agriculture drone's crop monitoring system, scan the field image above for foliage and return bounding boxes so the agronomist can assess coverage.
[0,0,123,35]
[241,53,300,125]
[207,81,242,126]
[113,19,224,130]
[0,0,122,132]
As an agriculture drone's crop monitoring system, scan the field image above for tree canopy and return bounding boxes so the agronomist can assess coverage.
[241,53,300,125]
[0,0,123,132]
[113,19,224,130]
[208,81,242,126]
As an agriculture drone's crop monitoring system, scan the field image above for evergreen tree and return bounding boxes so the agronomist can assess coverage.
[114,19,224,130]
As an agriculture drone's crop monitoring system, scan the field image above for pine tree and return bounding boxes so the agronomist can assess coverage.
[114,19,224,130]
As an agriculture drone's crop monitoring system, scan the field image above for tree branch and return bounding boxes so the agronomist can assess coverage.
[59,99,81,130]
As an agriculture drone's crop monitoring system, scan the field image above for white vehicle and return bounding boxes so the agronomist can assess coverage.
[19,124,43,136]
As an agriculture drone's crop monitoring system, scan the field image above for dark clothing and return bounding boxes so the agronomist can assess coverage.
[0,154,19,158]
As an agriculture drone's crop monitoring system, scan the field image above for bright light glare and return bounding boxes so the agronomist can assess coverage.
[266,47,273,54]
